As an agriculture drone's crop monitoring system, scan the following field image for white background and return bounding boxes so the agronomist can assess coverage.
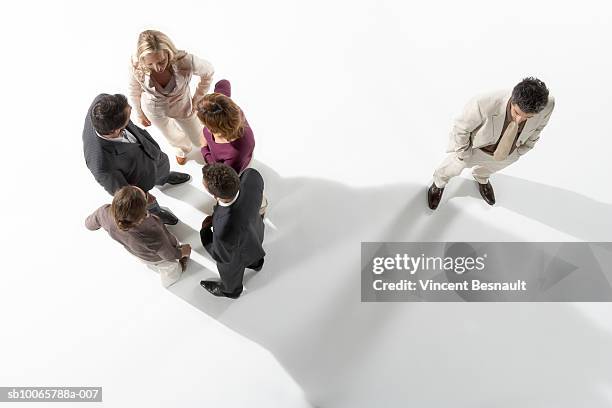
[1,1,612,407]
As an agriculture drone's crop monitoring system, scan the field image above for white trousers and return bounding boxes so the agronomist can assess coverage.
[433,149,520,188]
[142,259,183,288]
[143,107,204,158]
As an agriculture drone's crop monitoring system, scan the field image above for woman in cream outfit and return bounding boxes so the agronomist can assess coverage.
[129,30,214,165]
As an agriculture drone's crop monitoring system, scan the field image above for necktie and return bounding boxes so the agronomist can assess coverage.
[493,121,518,161]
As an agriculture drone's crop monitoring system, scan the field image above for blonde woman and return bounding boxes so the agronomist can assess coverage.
[129,30,214,165]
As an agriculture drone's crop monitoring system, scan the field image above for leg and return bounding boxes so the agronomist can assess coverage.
[143,107,193,158]
[146,193,179,225]
[217,263,246,295]
[429,152,469,210]
[145,260,183,288]
[470,149,520,185]
[154,151,171,185]
[174,114,204,149]
[470,149,520,205]
[153,152,191,188]
[433,153,468,188]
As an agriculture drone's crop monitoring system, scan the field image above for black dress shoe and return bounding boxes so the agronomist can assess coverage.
[247,258,264,271]
[165,171,191,185]
[478,181,496,205]
[427,182,445,210]
[150,207,179,225]
[200,280,243,299]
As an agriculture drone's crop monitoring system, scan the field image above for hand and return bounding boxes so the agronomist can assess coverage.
[180,244,192,258]
[146,192,156,205]
[202,215,213,230]
[138,109,151,127]
[191,95,201,114]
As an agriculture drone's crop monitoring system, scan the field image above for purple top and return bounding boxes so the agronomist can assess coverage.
[201,80,255,174]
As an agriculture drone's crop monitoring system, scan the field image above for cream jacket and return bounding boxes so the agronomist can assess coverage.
[447,90,555,157]
[129,51,214,119]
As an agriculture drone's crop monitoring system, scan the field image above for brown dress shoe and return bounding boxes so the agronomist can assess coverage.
[176,156,187,165]
[478,181,496,205]
[427,182,444,210]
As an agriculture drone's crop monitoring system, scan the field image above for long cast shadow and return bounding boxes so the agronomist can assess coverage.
[163,160,612,408]
[449,173,612,241]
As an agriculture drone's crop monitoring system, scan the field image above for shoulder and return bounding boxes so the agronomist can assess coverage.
[543,94,555,113]
[130,55,145,81]
[240,168,264,189]
[173,50,192,70]
[98,203,111,213]
[95,204,113,222]
[471,89,508,114]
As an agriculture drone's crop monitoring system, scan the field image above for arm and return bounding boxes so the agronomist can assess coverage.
[451,98,484,159]
[517,97,555,155]
[85,206,104,231]
[200,218,236,264]
[201,143,215,164]
[155,224,183,261]
[128,61,151,127]
[191,54,215,105]
[214,79,231,97]
[95,169,129,196]
[127,60,143,109]
[233,125,255,173]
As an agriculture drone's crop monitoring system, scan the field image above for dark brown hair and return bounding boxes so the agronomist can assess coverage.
[202,163,240,199]
[511,77,549,114]
[196,93,245,141]
[92,94,130,135]
[111,186,148,231]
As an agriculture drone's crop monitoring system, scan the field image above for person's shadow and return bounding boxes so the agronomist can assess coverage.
[160,161,612,408]
[450,173,612,241]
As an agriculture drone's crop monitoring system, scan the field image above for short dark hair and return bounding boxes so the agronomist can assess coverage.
[511,77,549,114]
[111,186,147,231]
[91,94,130,135]
[202,163,240,199]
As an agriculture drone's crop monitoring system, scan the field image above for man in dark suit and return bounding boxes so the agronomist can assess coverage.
[83,93,190,225]
[199,163,266,298]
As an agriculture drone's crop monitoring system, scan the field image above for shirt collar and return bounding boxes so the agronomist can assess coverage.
[217,190,240,207]
[95,128,135,143]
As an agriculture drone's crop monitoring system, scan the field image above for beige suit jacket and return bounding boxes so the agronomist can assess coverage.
[128,51,214,119]
[447,89,555,158]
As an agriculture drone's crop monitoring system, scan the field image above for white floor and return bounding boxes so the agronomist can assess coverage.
[2,1,612,407]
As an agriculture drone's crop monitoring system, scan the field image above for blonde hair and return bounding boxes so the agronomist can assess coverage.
[134,30,180,75]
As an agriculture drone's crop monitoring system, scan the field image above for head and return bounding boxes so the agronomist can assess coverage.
[510,77,549,122]
[111,186,148,231]
[136,30,179,73]
[196,93,245,141]
[91,94,131,136]
[202,163,240,200]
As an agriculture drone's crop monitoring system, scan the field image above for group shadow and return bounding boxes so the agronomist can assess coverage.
[161,161,612,408]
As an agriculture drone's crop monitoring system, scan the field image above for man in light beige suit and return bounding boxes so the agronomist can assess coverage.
[428,77,554,210]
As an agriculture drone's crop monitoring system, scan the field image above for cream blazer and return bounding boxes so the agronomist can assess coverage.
[447,90,555,158]
[128,51,214,119]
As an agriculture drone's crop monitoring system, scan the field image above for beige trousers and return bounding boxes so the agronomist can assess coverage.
[143,107,204,158]
[141,259,183,288]
[433,148,520,188]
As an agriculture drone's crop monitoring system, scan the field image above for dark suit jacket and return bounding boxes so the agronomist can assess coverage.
[201,169,266,269]
[82,94,170,195]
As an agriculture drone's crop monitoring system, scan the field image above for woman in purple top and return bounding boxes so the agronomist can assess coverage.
[196,80,254,174]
